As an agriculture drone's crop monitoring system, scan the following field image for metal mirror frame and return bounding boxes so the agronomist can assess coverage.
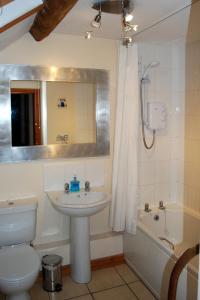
[0,65,110,162]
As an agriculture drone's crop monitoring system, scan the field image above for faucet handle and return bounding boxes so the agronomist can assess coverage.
[144,203,151,213]
[85,181,90,192]
[64,182,70,193]
[159,201,165,210]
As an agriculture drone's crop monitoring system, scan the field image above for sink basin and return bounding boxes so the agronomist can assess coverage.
[47,191,110,217]
[47,190,110,283]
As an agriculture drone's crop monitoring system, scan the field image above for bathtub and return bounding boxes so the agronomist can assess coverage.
[124,204,198,300]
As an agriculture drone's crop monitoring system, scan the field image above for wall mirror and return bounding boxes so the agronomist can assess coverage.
[0,65,109,162]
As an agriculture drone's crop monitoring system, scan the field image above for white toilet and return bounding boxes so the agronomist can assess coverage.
[0,198,41,300]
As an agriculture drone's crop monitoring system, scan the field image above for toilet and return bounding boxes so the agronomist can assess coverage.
[0,198,41,300]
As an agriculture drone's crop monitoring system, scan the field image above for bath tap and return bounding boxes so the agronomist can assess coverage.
[158,201,165,210]
[85,181,90,192]
[144,203,151,213]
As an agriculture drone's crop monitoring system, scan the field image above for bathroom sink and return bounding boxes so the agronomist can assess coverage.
[47,190,110,284]
[47,191,110,217]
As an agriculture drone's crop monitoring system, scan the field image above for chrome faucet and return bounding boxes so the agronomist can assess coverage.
[64,182,70,193]
[144,203,151,213]
[85,181,90,192]
[159,201,165,210]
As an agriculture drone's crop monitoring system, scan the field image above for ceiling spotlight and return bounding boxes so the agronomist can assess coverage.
[91,4,101,28]
[132,24,138,32]
[123,20,138,32]
[91,12,101,28]
[85,31,92,40]
[125,13,134,22]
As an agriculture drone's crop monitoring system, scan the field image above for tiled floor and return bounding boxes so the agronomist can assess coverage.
[0,264,156,300]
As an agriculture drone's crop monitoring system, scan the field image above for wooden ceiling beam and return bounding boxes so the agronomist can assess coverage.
[30,0,79,41]
[0,4,43,34]
[0,0,13,8]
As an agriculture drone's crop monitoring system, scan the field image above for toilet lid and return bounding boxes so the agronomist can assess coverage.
[0,245,40,282]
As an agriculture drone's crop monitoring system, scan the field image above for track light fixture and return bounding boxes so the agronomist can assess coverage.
[87,0,138,42]
[122,0,137,33]
[122,2,134,23]
[91,4,101,28]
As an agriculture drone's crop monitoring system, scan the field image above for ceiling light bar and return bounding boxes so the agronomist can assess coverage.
[92,0,134,15]
[88,0,138,43]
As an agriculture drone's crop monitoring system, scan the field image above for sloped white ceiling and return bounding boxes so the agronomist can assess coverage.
[0,0,42,27]
[55,0,192,39]
[0,0,196,51]
[0,16,36,51]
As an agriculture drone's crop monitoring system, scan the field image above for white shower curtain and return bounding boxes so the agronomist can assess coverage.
[110,43,140,234]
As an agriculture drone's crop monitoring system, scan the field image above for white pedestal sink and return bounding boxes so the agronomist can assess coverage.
[47,190,110,283]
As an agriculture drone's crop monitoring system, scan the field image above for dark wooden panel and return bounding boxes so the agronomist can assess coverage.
[30,0,78,41]
[0,0,13,8]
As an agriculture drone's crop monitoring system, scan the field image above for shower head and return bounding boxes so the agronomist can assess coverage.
[142,61,160,79]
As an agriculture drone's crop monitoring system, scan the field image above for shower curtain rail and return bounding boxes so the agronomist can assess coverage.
[132,0,200,40]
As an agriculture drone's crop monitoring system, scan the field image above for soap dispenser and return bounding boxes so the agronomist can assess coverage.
[70,176,80,192]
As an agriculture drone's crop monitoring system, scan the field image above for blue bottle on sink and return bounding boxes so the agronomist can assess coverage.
[70,176,80,192]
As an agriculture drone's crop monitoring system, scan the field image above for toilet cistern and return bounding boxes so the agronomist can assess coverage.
[0,197,40,300]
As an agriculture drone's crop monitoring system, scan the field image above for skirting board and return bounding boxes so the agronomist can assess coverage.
[35,232,123,266]
[39,254,125,280]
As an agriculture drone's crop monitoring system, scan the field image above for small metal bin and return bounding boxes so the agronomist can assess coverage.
[42,254,63,292]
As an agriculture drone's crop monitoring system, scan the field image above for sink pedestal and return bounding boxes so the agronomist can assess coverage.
[47,191,110,284]
[70,217,91,283]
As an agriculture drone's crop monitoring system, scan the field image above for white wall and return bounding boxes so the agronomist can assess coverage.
[138,39,185,209]
[46,82,96,144]
[0,33,123,263]
[184,39,200,213]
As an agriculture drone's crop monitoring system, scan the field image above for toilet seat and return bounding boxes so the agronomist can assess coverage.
[0,244,40,283]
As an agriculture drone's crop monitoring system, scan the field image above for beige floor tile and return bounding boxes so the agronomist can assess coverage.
[30,281,49,300]
[115,264,139,283]
[129,281,155,300]
[72,295,93,300]
[49,276,89,300]
[87,267,124,293]
[93,285,137,300]
[49,292,91,300]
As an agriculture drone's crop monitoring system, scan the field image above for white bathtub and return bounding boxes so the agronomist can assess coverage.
[124,204,198,300]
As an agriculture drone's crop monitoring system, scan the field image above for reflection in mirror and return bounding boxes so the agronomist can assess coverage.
[10,81,97,147]
[11,81,41,147]
[46,81,96,145]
